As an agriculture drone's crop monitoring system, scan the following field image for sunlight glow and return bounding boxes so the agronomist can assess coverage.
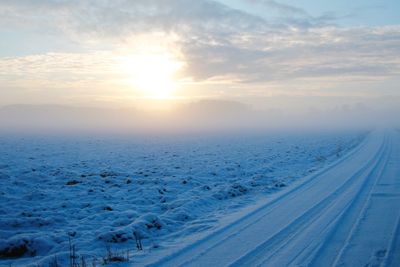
[119,53,184,99]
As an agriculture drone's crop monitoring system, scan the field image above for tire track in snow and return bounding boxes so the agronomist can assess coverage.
[147,132,372,267]
[230,133,390,267]
[296,133,391,267]
[327,131,399,267]
[313,133,392,267]
[385,214,400,267]
[147,131,393,267]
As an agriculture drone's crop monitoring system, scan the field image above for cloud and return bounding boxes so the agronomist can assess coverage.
[182,25,400,84]
[0,0,266,39]
[0,0,400,100]
[242,0,342,28]
[245,0,307,16]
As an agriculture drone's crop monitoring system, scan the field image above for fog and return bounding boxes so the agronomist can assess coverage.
[0,96,398,136]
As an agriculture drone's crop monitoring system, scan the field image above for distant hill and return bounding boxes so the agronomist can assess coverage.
[0,97,398,134]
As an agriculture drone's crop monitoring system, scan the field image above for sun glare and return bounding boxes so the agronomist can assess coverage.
[119,53,183,99]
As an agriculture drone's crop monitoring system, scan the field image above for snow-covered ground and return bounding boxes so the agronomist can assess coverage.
[0,131,367,266]
[146,129,400,267]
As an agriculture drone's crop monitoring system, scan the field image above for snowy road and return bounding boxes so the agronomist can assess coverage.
[148,130,400,267]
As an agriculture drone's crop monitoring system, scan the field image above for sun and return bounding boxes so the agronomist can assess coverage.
[119,53,183,99]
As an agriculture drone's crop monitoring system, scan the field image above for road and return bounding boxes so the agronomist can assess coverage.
[148,130,400,267]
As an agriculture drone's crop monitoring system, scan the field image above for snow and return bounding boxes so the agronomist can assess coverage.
[0,131,367,266]
[146,130,400,267]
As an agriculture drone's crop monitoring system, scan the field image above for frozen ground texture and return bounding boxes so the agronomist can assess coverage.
[147,129,400,267]
[0,131,366,266]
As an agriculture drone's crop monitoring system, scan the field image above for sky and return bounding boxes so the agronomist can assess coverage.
[0,0,399,113]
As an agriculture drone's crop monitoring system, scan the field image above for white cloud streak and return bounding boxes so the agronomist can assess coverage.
[0,0,399,99]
